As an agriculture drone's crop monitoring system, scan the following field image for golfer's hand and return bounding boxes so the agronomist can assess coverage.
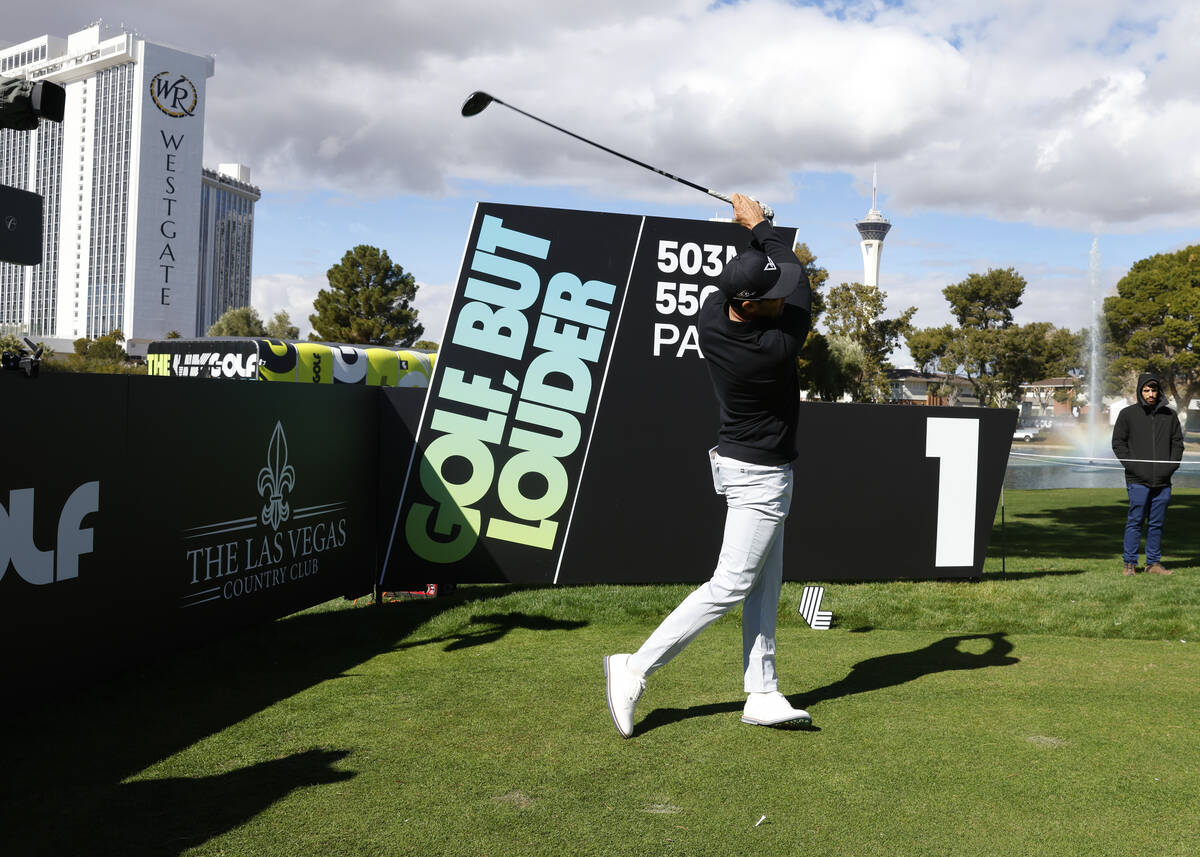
[732,193,765,231]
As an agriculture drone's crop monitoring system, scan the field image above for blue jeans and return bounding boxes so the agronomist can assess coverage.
[1123,483,1171,565]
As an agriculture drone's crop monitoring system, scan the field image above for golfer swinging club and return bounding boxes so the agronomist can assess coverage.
[604,193,813,737]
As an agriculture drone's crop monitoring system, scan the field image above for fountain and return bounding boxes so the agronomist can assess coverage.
[1087,235,1102,460]
[1005,236,1198,489]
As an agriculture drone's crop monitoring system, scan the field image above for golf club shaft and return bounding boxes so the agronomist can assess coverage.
[487,96,769,218]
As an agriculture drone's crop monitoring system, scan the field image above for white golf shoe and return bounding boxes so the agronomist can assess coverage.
[741,691,812,727]
[603,653,645,738]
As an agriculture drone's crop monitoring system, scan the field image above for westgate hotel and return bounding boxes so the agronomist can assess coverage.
[0,22,260,347]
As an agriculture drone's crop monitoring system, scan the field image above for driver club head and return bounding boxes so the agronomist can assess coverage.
[461,91,496,117]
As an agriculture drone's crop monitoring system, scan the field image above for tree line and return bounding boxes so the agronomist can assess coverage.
[788,242,1200,429]
[21,238,1197,425]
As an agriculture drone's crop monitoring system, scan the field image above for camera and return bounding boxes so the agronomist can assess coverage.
[1,337,43,378]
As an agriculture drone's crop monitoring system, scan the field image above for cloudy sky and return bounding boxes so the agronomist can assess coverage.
[7,1,1200,360]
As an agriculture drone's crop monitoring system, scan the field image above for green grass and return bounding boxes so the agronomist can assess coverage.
[1,488,1197,856]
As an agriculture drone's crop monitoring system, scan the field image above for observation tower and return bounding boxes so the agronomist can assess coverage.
[856,165,891,287]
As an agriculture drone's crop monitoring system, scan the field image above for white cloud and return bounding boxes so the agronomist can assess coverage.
[8,0,1200,231]
[250,273,323,339]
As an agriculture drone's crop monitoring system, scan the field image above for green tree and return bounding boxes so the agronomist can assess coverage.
[906,269,1022,406]
[87,331,126,362]
[165,330,183,339]
[993,322,1083,406]
[942,267,1025,329]
[310,245,423,346]
[208,306,267,337]
[906,269,1082,407]
[1104,244,1200,428]
[265,310,300,340]
[823,282,916,401]
[413,340,439,351]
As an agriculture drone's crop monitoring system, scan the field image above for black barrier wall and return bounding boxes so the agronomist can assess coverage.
[2,204,1017,696]
[0,372,394,696]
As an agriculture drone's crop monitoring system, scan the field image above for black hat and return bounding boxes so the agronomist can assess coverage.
[719,247,802,301]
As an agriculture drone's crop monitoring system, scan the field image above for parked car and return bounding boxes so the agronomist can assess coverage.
[1012,427,1039,443]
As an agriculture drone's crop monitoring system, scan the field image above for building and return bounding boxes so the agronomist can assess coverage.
[0,23,258,345]
[886,368,979,407]
[855,164,891,287]
[198,164,261,335]
[1019,376,1081,421]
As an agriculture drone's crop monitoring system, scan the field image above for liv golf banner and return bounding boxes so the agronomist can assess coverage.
[381,203,1013,588]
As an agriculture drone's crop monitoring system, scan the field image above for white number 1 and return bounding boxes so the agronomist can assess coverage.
[925,417,979,567]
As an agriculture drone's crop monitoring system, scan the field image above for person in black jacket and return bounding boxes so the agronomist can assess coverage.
[604,194,813,738]
[1111,372,1184,575]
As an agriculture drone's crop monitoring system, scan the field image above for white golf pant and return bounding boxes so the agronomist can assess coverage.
[629,451,793,693]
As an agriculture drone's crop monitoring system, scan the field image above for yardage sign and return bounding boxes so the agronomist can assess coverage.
[381,203,1011,588]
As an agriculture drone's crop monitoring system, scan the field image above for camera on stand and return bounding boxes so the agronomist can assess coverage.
[1,337,43,378]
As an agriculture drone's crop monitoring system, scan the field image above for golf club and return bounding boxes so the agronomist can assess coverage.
[461,91,773,220]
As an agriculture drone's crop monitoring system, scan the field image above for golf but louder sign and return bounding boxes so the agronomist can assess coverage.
[380,203,1014,589]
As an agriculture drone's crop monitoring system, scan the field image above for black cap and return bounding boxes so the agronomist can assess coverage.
[719,247,802,301]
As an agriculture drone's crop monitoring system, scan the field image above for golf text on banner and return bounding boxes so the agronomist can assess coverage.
[386,205,642,582]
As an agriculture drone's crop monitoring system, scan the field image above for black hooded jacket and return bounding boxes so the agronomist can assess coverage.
[1111,372,1184,487]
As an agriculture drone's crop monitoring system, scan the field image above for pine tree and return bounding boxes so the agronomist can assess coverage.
[309,245,423,346]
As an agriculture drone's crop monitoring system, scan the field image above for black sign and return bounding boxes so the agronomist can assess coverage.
[381,205,645,584]
[0,373,383,698]
[380,203,1014,588]
[0,184,43,265]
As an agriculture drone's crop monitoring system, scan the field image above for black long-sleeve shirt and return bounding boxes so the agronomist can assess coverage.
[698,221,812,465]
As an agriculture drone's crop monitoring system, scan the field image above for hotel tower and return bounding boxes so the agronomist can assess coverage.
[0,23,259,343]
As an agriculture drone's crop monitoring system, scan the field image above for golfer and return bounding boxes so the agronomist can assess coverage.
[604,193,812,738]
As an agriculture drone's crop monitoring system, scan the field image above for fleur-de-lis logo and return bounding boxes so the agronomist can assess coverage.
[258,422,296,530]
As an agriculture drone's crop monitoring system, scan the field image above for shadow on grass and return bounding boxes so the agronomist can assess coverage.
[0,584,567,857]
[636,633,1017,736]
[794,633,1018,710]
[6,749,356,857]
[992,493,1200,561]
[980,568,1088,580]
[393,610,588,652]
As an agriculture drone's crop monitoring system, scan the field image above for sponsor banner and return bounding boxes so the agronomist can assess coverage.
[145,339,437,387]
[258,338,299,381]
[296,342,334,385]
[380,203,1013,587]
[146,338,259,379]
[0,372,379,699]
[126,378,378,620]
[0,374,129,694]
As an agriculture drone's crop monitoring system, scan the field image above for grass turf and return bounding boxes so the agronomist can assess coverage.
[1,487,1197,856]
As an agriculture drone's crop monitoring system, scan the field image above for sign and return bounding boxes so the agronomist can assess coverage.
[381,203,1013,588]
[0,373,384,699]
[146,338,436,387]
